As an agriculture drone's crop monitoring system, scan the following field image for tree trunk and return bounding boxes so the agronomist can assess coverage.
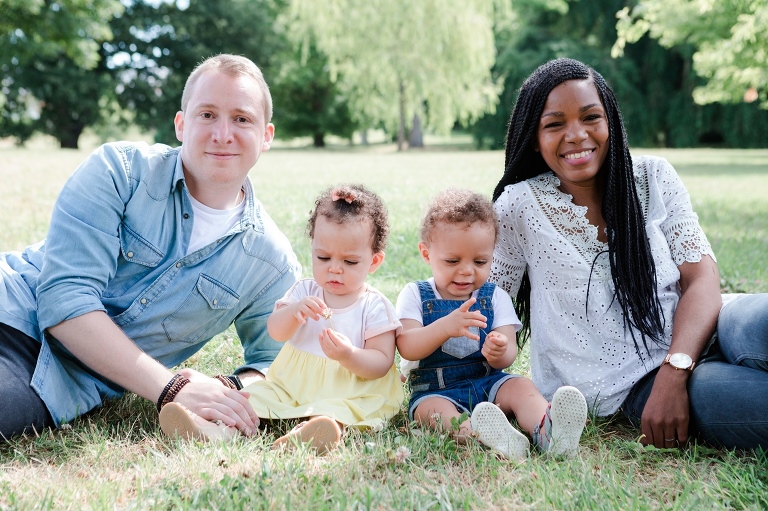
[397,80,406,151]
[359,130,368,146]
[58,123,84,149]
[313,132,326,148]
[408,113,424,148]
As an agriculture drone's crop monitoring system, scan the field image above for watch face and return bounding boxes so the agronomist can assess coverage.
[669,353,693,369]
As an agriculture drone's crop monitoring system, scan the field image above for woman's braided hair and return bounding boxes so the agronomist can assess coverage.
[492,58,665,359]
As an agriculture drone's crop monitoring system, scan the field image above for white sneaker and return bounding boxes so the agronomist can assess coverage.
[470,402,530,460]
[540,386,587,457]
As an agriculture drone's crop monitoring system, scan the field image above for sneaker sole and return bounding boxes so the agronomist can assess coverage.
[159,402,237,441]
[470,402,530,460]
[272,416,342,455]
[547,386,587,457]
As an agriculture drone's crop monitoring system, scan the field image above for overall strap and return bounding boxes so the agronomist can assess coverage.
[416,280,436,302]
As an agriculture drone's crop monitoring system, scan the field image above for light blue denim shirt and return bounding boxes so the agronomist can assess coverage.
[0,141,300,426]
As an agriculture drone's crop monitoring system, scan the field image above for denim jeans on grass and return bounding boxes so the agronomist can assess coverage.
[621,293,768,449]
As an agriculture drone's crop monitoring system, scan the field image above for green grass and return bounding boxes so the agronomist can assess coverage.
[1,140,767,510]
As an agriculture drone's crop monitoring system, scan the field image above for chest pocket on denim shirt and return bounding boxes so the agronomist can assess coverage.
[442,329,480,359]
[105,225,164,298]
[162,274,240,344]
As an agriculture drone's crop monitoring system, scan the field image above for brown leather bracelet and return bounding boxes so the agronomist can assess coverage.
[156,374,190,412]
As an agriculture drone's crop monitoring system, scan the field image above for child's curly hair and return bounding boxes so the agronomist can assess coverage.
[419,188,498,244]
[307,184,389,253]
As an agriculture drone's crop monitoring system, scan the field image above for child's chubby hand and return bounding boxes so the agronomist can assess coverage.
[481,331,508,363]
[291,296,328,324]
[443,297,487,341]
[318,328,355,361]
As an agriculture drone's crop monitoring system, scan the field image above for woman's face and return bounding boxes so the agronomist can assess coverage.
[534,79,609,194]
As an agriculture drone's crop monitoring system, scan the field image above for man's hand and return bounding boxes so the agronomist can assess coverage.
[174,368,259,435]
[640,365,690,448]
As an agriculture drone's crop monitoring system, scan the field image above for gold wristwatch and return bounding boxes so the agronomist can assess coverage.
[662,352,695,371]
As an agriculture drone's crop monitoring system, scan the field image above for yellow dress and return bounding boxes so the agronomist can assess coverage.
[244,279,404,429]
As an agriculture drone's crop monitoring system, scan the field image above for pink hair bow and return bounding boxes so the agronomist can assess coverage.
[332,190,354,203]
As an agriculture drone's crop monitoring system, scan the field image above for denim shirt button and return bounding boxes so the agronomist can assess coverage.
[212,299,218,306]
[176,262,181,268]
[183,213,189,219]
[140,298,147,304]
[127,251,134,258]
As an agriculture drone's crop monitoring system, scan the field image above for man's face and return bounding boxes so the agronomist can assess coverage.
[174,69,274,205]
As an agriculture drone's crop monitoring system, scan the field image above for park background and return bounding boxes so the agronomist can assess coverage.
[2,1,767,509]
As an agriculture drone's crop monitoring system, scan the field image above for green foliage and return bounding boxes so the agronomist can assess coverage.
[0,0,122,69]
[0,0,124,147]
[105,0,283,145]
[285,0,502,148]
[615,0,768,109]
[471,0,768,149]
[269,43,359,147]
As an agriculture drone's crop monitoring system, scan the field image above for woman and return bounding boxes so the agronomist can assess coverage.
[490,57,768,450]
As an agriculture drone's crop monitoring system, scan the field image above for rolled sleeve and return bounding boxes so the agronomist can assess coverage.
[36,145,134,332]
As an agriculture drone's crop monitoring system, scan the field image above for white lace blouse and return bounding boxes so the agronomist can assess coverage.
[490,155,715,415]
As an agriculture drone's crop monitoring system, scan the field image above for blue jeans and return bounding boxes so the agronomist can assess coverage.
[0,323,54,439]
[621,293,768,449]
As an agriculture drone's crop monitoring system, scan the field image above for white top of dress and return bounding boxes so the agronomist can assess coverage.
[490,155,715,414]
[275,278,401,358]
[395,277,522,376]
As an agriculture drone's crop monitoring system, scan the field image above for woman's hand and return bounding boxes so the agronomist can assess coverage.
[640,365,690,448]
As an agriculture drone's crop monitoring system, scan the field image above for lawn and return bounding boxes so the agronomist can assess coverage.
[1,140,767,510]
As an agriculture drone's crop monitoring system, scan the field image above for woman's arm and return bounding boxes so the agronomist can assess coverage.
[640,255,721,448]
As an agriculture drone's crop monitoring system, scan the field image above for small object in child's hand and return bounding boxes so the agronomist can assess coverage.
[322,308,335,329]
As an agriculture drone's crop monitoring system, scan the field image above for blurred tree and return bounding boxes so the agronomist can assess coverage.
[0,0,123,147]
[614,0,768,109]
[105,0,282,145]
[284,0,503,150]
[471,0,768,149]
[269,42,359,147]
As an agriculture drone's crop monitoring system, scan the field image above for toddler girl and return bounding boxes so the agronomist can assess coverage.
[396,188,587,459]
[161,184,403,454]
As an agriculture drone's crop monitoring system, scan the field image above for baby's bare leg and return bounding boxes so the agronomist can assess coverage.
[413,396,471,442]
[493,377,548,436]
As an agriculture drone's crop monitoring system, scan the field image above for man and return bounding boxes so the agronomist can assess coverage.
[0,54,300,439]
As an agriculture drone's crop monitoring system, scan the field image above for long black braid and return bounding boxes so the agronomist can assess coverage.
[492,58,665,361]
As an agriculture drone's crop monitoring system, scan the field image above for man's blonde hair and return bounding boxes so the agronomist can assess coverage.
[180,54,272,124]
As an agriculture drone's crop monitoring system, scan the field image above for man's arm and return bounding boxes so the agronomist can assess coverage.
[48,311,260,433]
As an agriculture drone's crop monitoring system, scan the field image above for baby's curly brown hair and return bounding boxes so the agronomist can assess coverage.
[419,188,498,244]
[307,184,389,253]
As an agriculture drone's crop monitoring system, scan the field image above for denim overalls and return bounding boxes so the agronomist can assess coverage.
[407,280,517,419]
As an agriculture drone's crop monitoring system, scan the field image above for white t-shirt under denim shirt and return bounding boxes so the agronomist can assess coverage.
[490,155,715,415]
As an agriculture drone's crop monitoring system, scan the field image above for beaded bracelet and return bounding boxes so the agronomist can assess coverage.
[214,374,243,390]
[156,373,190,412]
